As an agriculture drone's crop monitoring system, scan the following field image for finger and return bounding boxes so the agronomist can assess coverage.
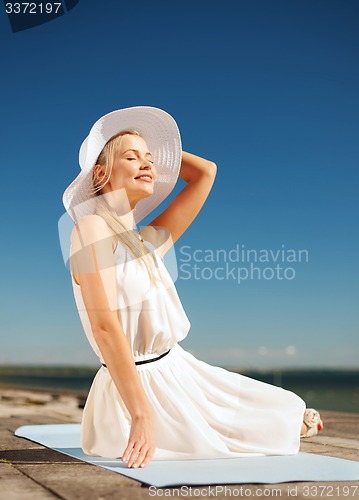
[121,441,135,462]
[138,447,155,468]
[127,445,142,467]
[131,447,148,468]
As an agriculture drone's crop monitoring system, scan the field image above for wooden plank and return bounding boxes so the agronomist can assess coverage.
[1,413,144,499]
[1,394,359,500]
[0,462,58,499]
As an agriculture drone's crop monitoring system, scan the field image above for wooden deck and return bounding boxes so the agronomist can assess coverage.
[0,387,358,499]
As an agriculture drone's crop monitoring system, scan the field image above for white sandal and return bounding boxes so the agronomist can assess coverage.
[300,408,324,438]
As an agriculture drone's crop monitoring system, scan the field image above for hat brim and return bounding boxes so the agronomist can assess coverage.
[62,106,182,225]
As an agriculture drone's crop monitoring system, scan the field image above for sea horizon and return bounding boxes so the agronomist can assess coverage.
[1,364,359,372]
[1,366,358,414]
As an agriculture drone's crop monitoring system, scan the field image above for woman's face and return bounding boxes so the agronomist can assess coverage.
[99,134,157,207]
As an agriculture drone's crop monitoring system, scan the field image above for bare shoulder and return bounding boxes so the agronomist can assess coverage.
[70,215,116,255]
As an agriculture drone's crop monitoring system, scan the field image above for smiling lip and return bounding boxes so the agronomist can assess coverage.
[135,175,152,183]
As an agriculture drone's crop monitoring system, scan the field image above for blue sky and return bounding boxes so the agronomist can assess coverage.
[0,0,358,368]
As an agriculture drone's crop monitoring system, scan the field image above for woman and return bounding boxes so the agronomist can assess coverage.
[63,106,323,470]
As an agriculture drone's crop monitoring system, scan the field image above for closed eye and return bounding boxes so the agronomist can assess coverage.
[127,156,154,164]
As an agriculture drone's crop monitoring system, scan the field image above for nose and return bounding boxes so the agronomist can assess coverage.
[141,156,153,168]
[140,157,156,179]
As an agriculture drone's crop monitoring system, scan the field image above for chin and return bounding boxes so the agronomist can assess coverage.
[137,188,154,201]
[142,191,154,199]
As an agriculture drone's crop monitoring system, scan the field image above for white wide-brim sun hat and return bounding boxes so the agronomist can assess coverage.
[62,106,182,225]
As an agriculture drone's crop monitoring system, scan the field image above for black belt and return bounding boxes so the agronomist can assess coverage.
[102,349,171,368]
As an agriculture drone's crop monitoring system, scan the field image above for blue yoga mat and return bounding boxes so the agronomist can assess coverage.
[15,424,359,487]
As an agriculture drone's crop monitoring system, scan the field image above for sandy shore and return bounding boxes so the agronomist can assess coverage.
[0,383,85,422]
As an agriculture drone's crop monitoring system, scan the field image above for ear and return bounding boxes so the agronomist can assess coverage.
[93,164,105,182]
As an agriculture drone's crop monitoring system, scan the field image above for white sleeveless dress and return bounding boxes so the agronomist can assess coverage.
[71,237,306,460]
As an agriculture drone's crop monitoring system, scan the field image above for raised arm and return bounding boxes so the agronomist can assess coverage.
[142,151,217,258]
[70,215,156,468]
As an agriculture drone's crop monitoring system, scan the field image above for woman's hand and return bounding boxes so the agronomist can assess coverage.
[122,413,156,468]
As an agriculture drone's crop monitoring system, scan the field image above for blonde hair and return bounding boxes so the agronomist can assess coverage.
[90,130,160,288]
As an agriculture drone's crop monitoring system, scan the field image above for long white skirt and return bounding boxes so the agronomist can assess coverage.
[81,343,306,460]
